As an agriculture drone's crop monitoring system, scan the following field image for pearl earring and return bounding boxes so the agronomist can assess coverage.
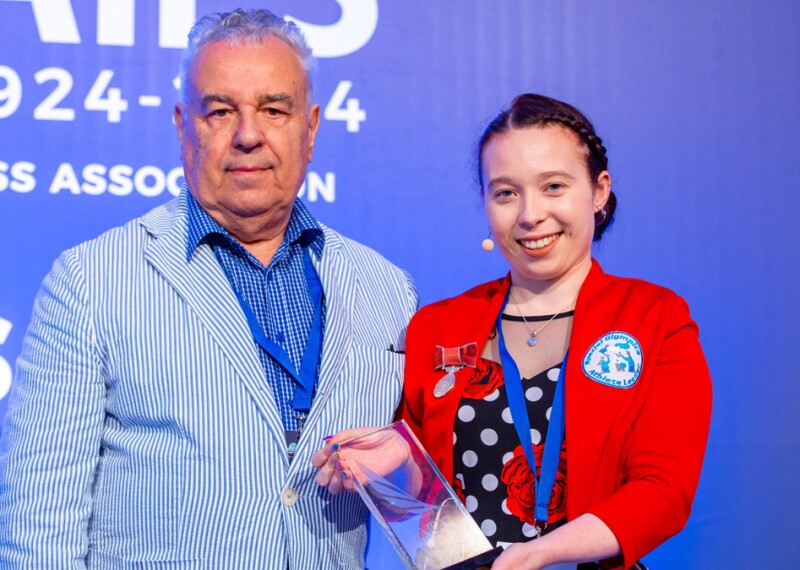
[482,233,495,252]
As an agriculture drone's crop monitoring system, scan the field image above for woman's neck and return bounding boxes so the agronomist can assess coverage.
[508,257,592,314]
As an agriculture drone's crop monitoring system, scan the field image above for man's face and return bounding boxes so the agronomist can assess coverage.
[175,38,320,235]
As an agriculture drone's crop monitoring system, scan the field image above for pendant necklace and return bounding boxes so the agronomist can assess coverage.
[508,289,575,348]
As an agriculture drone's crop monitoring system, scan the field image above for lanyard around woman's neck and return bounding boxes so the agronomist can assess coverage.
[495,291,567,529]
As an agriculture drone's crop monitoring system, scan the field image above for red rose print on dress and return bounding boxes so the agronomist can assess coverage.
[500,442,567,525]
[462,358,504,400]
[452,474,466,504]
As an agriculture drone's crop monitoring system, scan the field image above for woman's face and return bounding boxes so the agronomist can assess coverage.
[482,124,610,290]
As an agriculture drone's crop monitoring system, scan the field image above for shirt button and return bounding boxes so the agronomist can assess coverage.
[281,487,298,507]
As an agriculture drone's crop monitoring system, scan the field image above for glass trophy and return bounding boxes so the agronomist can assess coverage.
[339,420,503,570]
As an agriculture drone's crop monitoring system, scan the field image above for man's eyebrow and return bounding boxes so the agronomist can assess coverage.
[200,94,235,109]
[258,93,294,108]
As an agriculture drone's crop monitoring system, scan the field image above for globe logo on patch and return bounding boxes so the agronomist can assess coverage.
[582,331,643,389]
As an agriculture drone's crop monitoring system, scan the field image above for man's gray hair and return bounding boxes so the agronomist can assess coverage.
[178,8,316,104]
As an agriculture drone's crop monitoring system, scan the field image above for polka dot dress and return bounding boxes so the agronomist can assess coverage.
[452,357,568,546]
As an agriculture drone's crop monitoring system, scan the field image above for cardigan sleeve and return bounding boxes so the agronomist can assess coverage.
[589,295,712,569]
[395,309,428,436]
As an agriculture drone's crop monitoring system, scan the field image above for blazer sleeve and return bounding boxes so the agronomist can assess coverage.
[589,295,713,569]
[0,248,106,568]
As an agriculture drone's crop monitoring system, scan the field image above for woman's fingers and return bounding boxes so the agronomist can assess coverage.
[310,443,333,468]
[312,427,383,494]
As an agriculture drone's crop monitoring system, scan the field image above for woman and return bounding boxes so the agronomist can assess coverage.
[314,94,712,569]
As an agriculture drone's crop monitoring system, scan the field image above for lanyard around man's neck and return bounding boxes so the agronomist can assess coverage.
[227,247,324,414]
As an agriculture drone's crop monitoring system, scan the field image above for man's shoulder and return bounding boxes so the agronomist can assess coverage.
[68,196,182,256]
[319,224,406,275]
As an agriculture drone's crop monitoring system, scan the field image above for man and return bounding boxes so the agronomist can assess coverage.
[0,9,417,569]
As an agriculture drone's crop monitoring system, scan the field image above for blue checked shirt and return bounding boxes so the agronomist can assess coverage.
[186,192,325,431]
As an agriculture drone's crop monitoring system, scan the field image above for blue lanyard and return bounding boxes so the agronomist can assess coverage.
[495,293,567,526]
[227,247,324,413]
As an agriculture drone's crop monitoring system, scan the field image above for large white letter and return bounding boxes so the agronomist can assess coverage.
[97,0,134,46]
[2,0,80,43]
[286,0,378,58]
[159,0,195,48]
[0,318,12,400]
[49,162,81,194]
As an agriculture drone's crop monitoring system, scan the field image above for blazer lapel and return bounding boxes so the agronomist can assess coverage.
[300,227,356,437]
[139,194,286,443]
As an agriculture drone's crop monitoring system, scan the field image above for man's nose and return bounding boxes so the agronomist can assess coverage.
[233,111,265,150]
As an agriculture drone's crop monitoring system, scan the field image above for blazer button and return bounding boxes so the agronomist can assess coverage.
[281,487,298,507]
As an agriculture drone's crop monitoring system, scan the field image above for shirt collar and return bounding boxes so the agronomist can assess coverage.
[185,190,325,262]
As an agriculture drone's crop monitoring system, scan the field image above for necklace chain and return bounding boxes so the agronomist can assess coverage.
[508,289,575,348]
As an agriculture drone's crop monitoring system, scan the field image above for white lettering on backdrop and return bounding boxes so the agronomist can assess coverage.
[0,0,378,56]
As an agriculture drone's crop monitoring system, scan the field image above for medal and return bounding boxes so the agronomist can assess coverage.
[433,366,460,398]
[432,343,478,398]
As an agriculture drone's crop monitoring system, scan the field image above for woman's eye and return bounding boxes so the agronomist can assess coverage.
[545,183,564,192]
[494,189,515,199]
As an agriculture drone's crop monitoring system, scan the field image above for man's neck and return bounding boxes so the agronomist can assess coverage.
[211,208,293,267]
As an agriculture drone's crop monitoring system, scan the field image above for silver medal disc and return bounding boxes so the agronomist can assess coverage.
[433,372,456,398]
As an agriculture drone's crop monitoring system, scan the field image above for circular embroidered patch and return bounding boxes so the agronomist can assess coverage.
[582,331,643,389]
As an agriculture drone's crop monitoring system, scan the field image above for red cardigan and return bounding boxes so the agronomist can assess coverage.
[398,261,712,569]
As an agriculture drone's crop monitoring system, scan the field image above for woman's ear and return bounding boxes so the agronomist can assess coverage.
[594,171,611,210]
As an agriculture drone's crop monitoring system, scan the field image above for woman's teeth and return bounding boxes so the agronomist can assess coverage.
[520,235,558,250]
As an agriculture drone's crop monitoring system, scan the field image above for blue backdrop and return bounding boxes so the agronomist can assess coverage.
[1,1,799,568]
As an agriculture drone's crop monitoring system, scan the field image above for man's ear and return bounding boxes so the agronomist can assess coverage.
[174,103,186,149]
[306,103,321,163]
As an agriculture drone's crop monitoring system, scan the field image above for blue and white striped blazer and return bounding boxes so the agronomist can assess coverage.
[0,191,418,569]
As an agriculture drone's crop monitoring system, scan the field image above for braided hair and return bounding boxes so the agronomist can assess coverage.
[478,94,616,241]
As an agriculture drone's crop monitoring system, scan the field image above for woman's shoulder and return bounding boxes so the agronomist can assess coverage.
[589,262,686,306]
[584,264,697,337]
[413,276,507,322]
[406,277,509,345]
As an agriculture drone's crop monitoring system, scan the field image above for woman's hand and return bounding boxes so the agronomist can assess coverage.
[311,427,375,495]
[491,513,621,569]
[490,542,549,570]
[312,426,422,497]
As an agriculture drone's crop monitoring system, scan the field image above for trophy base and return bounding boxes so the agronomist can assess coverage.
[442,546,504,570]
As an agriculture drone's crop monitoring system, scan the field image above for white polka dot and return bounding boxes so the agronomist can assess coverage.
[458,405,476,422]
[548,367,561,381]
[522,522,539,538]
[453,431,457,445]
[501,499,511,515]
[525,386,543,402]
[480,429,498,446]
[501,407,513,424]
[484,389,500,401]
[482,474,499,491]
[462,450,478,467]
[480,519,497,537]
[466,495,478,513]
[502,452,514,464]
[530,428,542,445]
[546,407,552,421]
[455,473,465,485]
